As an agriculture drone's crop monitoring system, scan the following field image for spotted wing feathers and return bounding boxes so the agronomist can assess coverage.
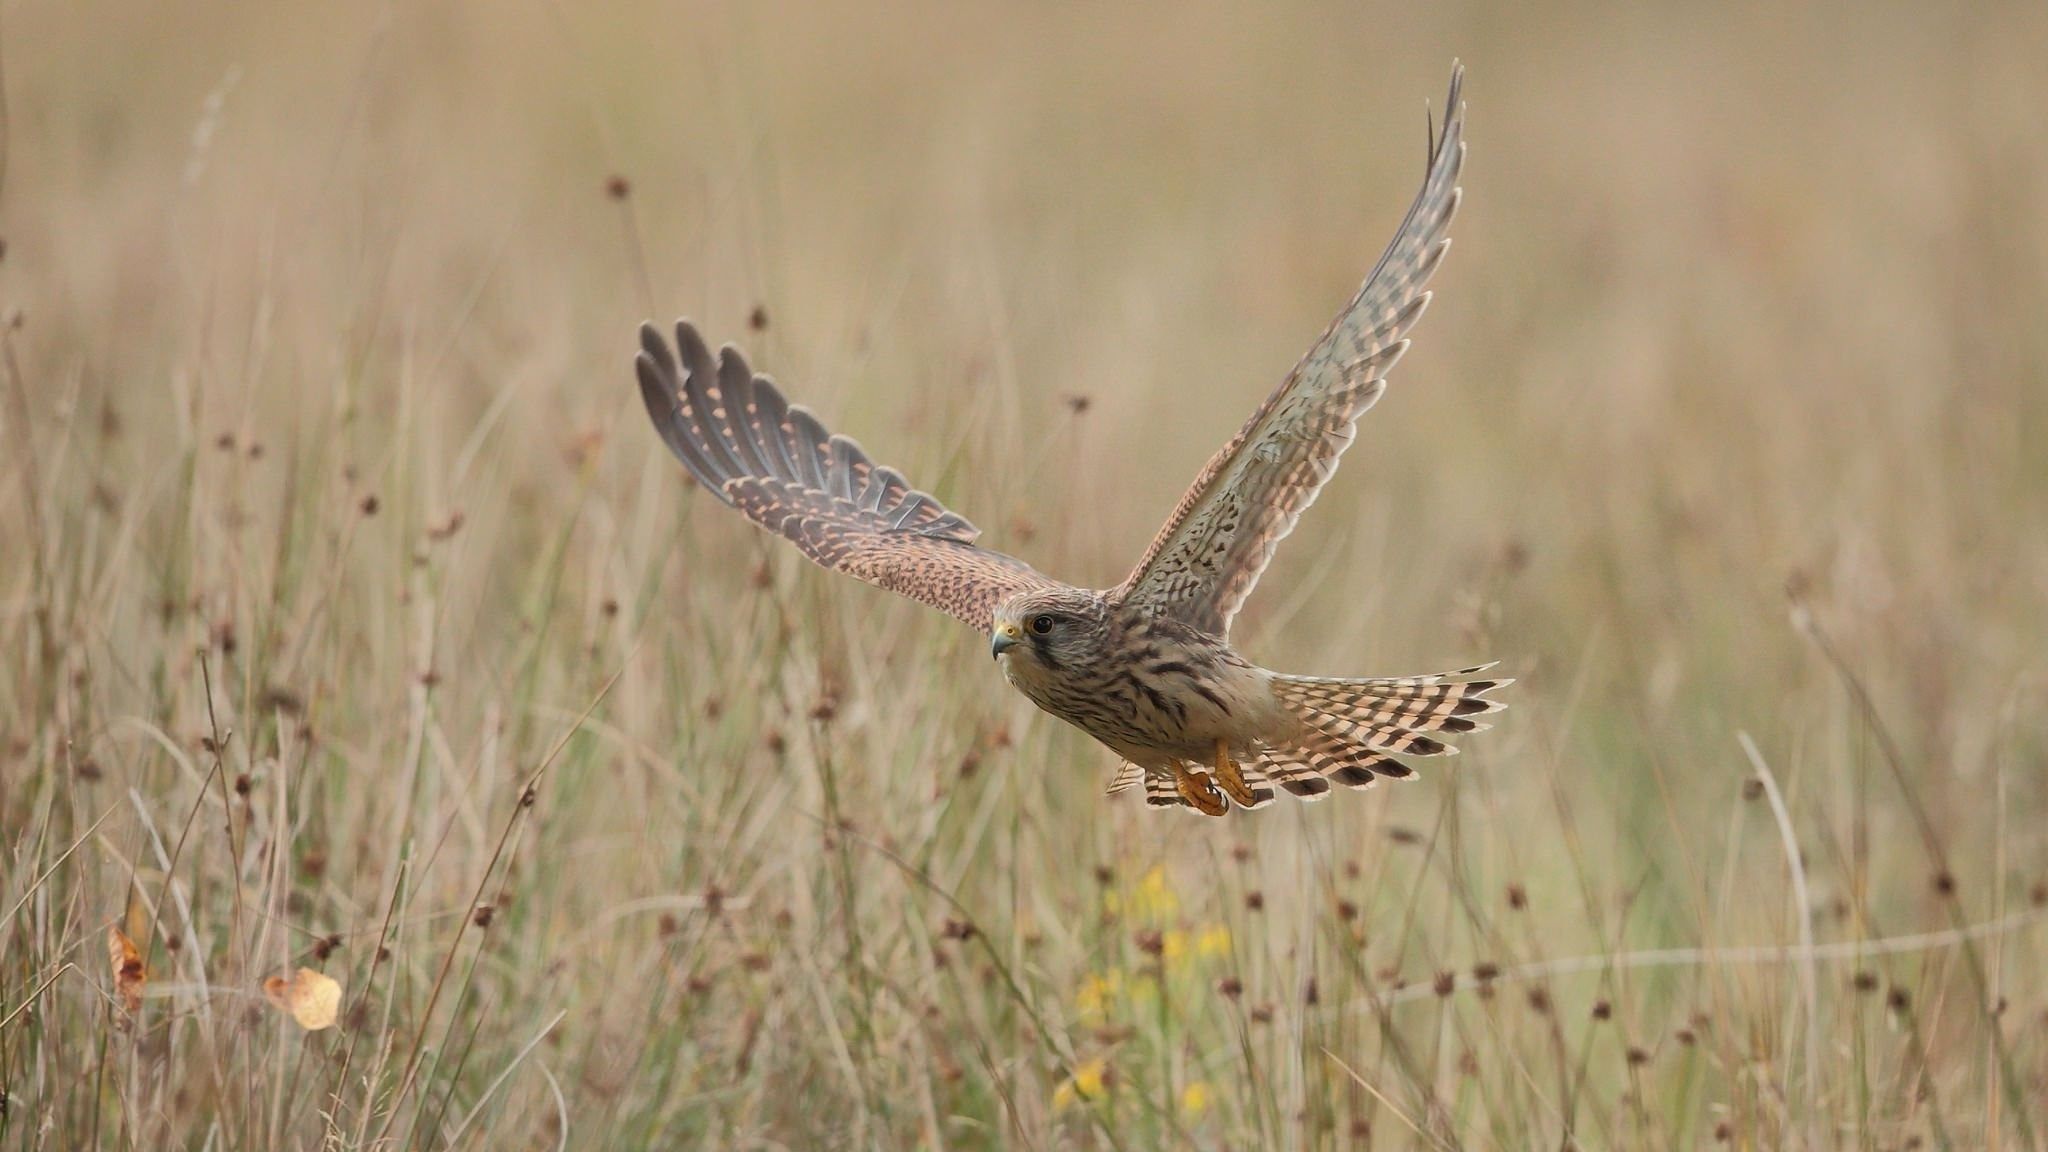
[638,320,1056,632]
[1118,63,1466,637]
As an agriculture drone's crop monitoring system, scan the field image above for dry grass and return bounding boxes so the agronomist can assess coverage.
[4,2,2047,1148]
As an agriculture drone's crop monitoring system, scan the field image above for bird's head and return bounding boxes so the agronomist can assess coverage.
[991,588,1110,674]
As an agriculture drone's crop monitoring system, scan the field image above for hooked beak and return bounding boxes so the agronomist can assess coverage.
[991,623,1022,661]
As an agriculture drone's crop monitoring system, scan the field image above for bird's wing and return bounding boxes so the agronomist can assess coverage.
[637,320,1058,633]
[1116,64,1466,637]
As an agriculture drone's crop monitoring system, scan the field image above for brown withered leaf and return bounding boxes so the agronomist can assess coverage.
[108,926,146,1014]
[262,967,342,1031]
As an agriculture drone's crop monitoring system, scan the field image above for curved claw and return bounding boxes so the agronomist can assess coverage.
[1212,739,1260,808]
[1174,765,1228,817]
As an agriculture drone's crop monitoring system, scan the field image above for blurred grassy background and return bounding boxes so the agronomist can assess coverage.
[4,1,2047,1147]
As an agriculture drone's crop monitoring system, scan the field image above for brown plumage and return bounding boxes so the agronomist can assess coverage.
[636,63,1506,816]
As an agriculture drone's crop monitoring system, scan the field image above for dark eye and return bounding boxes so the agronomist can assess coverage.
[1030,614,1056,635]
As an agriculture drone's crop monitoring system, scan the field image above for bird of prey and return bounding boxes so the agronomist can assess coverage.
[636,63,1505,815]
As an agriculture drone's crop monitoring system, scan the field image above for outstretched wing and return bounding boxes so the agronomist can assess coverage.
[1116,63,1467,637]
[637,320,1058,633]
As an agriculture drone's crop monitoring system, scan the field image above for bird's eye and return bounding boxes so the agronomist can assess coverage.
[1030,614,1056,635]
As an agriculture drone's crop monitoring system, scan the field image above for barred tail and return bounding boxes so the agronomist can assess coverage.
[1261,664,1509,800]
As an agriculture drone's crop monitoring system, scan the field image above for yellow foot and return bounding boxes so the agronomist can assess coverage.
[1174,763,1228,816]
[1212,739,1259,808]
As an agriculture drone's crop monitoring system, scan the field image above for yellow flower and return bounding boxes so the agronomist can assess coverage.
[1053,1058,1109,1112]
[1135,866,1180,919]
[1075,971,1121,1023]
[1162,929,1189,964]
[1196,923,1231,959]
[1180,1080,1213,1117]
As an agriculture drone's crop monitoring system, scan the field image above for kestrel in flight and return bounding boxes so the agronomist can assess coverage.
[636,63,1505,815]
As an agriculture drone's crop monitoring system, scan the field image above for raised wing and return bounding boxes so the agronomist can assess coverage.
[637,320,1057,633]
[1116,63,1467,637]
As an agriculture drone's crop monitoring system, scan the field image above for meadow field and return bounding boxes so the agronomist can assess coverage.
[3,2,2047,1147]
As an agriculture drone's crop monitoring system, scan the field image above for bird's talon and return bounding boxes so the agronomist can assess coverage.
[1174,764,1228,816]
[1213,739,1258,808]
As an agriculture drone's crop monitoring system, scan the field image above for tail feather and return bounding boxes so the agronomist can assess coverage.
[1265,666,1508,791]
[1256,727,1416,800]
[1107,665,1507,813]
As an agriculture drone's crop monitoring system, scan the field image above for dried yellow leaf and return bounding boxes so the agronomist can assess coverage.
[108,926,146,1014]
[262,967,342,1031]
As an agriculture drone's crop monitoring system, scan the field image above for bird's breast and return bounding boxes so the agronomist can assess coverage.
[999,622,1285,766]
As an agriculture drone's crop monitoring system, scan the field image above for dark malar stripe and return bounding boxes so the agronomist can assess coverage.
[1030,635,1058,669]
